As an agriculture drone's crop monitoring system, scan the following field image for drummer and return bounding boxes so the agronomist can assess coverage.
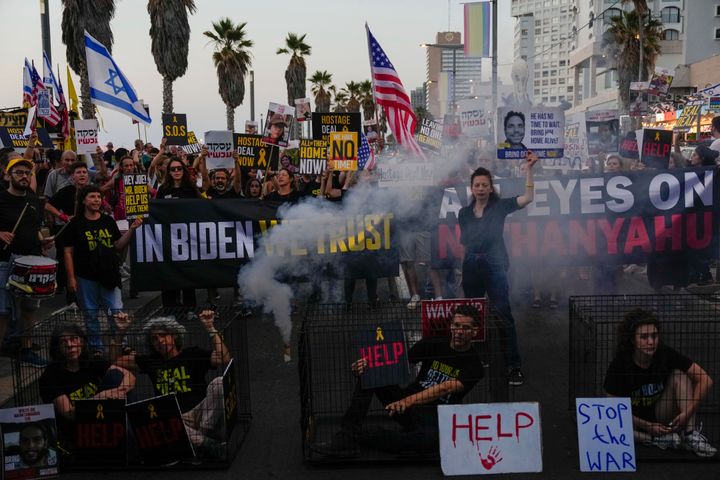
[0,156,54,367]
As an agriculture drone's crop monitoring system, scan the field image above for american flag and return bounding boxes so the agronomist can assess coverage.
[358,132,376,170]
[366,25,426,159]
[56,70,70,142]
[29,61,60,126]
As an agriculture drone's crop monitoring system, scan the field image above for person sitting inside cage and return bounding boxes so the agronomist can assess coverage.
[112,310,231,459]
[603,308,717,457]
[313,304,485,456]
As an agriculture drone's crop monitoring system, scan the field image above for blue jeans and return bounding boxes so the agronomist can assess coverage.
[76,276,122,351]
[461,253,521,370]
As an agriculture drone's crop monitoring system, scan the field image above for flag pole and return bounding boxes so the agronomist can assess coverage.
[491,0,498,140]
[365,23,383,151]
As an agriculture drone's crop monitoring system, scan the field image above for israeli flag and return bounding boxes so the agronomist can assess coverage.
[84,31,151,125]
[42,51,60,102]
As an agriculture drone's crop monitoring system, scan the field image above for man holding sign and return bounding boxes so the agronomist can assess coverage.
[313,305,484,456]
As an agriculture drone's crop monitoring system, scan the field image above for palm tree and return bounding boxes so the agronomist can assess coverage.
[333,89,348,113]
[602,9,662,114]
[61,0,116,119]
[148,0,197,114]
[358,80,376,122]
[276,33,311,106]
[341,81,362,113]
[204,18,253,131]
[621,0,648,15]
[309,70,333,113]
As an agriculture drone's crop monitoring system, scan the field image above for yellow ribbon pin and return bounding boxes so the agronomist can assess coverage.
[376,327,384,342]
[96,404,104,420]
[148,404,158,419]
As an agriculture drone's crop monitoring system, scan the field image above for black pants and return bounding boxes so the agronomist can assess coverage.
[344,277,378,304]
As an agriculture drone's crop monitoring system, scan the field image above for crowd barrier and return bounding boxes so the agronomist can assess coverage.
[569,295,720,460]
[298,301,511,463]
[8,306,251,469]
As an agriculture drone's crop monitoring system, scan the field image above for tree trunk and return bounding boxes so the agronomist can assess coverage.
[226,103,235,132]
[79,61,95,120]
[163,76,173,115]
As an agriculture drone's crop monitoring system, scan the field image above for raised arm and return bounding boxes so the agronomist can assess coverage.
[516,151,538,208]
[199,309,231,367]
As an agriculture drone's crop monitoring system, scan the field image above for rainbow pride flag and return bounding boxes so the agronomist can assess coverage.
[464,2,492,57]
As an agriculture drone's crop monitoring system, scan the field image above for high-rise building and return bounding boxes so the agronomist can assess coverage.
[424,32,483,118]
[511,0,578,107]
[411,86,426,111]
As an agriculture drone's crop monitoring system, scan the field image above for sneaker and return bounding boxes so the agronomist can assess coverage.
[646,432,681,450]
[683,429,718,457]
[19,349,48,368]
[508,368,524,386]
[406,294,421,310]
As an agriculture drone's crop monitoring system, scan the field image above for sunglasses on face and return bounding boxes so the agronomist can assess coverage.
[169,166,184,172]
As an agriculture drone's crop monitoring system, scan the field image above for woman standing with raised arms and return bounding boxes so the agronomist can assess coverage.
[458,152,538,386]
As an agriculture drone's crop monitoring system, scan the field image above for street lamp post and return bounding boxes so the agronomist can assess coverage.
[421,42,464,115]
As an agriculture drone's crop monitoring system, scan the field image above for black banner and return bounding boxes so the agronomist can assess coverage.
[126,395,193,466]
[161,113,187,146]
[432,168,718,267]
[312,112,361,142]
[130,199,399,291]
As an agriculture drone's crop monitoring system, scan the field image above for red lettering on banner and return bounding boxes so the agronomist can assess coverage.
[687,212,713,249]
[134,417,184,448]
[643,142,670,158]
[475,414,492,442]
[359,342,405,368]
[624,217,651,254]
[451,412,535,447]
[597,218,624,254]
[569,219,596,255]
[438,224,464,259]
[515,412,534,439]
[509,222,538,257]
[76,423,124,448]
[539,220,566,256]
[654,214,682,252]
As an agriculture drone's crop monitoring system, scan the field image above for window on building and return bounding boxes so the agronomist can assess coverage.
[716,5,720,16]
[550,96,557,103]
[535,19,542,26]
[716,27,720,39]
[567,86,574,92]
[535,28,542,34]
[559,60,566,66]
[535,89,541,95]
[661,7,680,23]
[542,97,548,102]
[559,78,566,84]
[521,29,528,35]
[543,70,549,77]
[605,8,622,24]
[663,29,680,40]
[542,79,549,86]
[559,95,566,102]
[550,79,557,85]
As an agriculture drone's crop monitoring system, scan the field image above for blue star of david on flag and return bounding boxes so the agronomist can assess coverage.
[104,69,127,95]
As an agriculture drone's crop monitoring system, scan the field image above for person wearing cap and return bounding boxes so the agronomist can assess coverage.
[266,113,287,144]
[0,157,54,366]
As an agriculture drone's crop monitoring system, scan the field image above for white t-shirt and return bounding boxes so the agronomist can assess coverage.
[710,138,720,153]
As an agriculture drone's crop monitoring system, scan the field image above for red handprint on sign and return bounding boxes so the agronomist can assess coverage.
[479,445,503,470]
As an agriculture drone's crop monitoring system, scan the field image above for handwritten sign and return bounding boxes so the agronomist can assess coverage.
[353,321,409,389]
[162,113,187,146]
[0,404,59,480]
[458,99,487,137]
[576,398,636,472]
[420,298,486,341]
[123,174,150,220]
[328,131,358,170]
[74,119,99,154]
[204,130,234,170]
[438,402,543,476]
[74,399,126,467]
[298,139,327,175]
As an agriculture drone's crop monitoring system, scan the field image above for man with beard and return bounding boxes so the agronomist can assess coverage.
[0,157,53,366]
[8,423,58,470]
[204,167,242,199]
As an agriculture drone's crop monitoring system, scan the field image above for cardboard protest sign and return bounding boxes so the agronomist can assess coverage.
[74,119,99,154]
[204,130,234,170]
[162,113,187,146]
[276,141,300,174]
[458,99,488,137]
[294,98,311,122]
[376,162,435,187]
[180,130,202,154]
[262,102,294,147]
[363,120,380,144]
[234,134,277,169]
[420,298,486,341]
[648,67,674,96]
[416,119,443,152]
[73,400,126,467]
[244,121,258,135]
[312,112,361,142]
[640,128,672,169]
[438,402,543,475]
[576,398,636,472]
[328,131,358,170]
[36,90,51,118]
[585,110,619,155]
[298,139,328,175]
[674,100,704,132]
[126,395,194,466]
[222,360,238,440]
[123,173,150,220]
[0,404,59,480]
[353,321,410,389]
[497,107,564,159]
[552,112,586,172]
[618,131,639,159]
[0,128,53,153]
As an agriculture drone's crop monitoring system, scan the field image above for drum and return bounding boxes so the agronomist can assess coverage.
[7,256,58,298]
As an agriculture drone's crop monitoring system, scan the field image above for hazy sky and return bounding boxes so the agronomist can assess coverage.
[0,0,515,148]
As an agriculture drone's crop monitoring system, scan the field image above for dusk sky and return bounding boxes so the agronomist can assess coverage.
[1,0,515,147]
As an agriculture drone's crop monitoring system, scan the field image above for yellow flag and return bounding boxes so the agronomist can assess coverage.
[65,66,79,151]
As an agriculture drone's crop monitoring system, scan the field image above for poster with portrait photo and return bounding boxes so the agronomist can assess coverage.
[585,110,619,155]
[648,67,674,96]
[363,120,379,144]
[261,102,294,148]
[244,120,259,135]
[496,107,564,160]
[274,140,300,174]
[0,404,58,480]
[294,98,311,122]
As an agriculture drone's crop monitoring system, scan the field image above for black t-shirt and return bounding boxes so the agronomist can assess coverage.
[66,214,121,283]
[0,189,42,262]
[156,184,200,199]
[458,196,521,266]
[265,190,301,204]
[406,337,484,405]
[136,346,213,413]
[604,345,693,421]
[299,180,322,198]
[49,184,77,217]
[205,187,240,199]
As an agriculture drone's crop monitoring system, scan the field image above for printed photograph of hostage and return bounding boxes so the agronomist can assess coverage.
[262,103,294,148]
[501,110,527,150]
[311,305,485,458]
[3,422,58,476]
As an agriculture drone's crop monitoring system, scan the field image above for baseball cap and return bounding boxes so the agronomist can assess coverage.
[270,114,287,126]
[6,157,33,174]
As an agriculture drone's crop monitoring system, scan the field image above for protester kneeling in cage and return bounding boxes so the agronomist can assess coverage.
[604,308,717,457]
[112,311,231,459]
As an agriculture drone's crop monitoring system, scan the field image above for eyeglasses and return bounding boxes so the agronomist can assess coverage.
[11,170,32,177]
[169,166,184,172]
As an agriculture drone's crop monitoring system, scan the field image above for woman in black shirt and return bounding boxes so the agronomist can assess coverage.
[457,153,537,386]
